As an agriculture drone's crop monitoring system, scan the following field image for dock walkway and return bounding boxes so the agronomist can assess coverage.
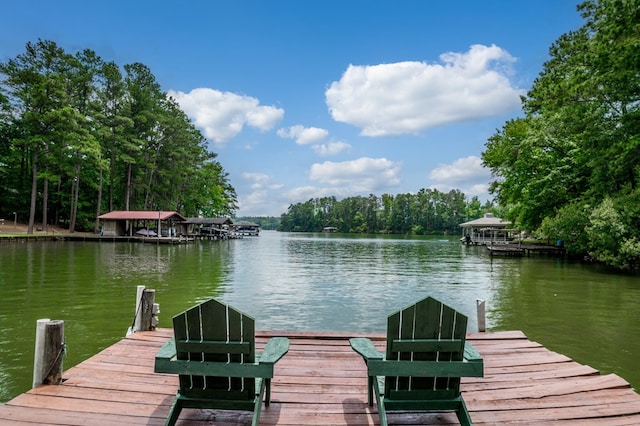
[1,329,639,425]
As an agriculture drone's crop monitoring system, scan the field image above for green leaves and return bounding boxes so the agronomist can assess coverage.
[279,189,474,234]
[0,39,237,230]
[483,0,640,267]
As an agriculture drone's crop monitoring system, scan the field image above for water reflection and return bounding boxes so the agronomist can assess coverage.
[223,233,493,332]
[0,232,638,403]
[490,256,640,388]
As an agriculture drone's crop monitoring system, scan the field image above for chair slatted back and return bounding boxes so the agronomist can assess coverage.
[173,298,255,401]
[385,297,468,401]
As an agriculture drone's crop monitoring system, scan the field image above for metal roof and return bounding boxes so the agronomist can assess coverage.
[182,217,233,225]
[459,213,511,228]
[234,220,259,227]
[97,211,186,221]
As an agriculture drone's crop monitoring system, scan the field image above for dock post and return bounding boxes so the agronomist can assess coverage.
[476,299,486,332]
[132,285,145,333]
[140,288,156,331]
[33,319,65,387]
[129,286,157,334]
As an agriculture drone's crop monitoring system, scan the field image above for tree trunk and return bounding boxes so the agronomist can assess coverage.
[41,178,49,232]
[109,148,115,212]
[27,150,38,234]
[94,166,103,234]
[54,180,62,227]
[125,162,132,211]
[69,178,76,232]
[69,164,80,233]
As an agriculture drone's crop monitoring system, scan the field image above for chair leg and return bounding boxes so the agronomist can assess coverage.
[252,379,267,426]
[165,396,183,426]
[371,376,388,426]
[456,398,473,426]
[264,378,271,406]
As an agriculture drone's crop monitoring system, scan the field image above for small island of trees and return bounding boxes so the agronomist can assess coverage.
[278,190,493,235]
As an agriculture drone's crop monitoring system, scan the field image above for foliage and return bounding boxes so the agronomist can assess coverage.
[278,190,493,234]
[235,216,281,230]
[0,39,237,232]
[585,198,627,267]
[538,202,591,254]
[482,0,640,269]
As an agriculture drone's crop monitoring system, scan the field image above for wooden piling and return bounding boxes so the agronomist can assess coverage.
[476,299,486,332]
[32,319,64,387]
[131,286,156,333]
[139,288,156,331]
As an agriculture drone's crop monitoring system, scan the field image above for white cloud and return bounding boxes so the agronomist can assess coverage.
[277,125,349,157]
[465,183,491,197]
[429,156,492,200]
[325,44,523,137]
[168,88,284,143]
[309,157,401,192]
[430,182,490,200]
[242,172,270,185]
[429,156,490,183]
[311,141,351,156]
[277,125,329,145]
[237,173,285,216]
[284,186,349,203]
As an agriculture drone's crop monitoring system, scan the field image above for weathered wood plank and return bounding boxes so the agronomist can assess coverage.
[1,329,638,425]
[0,404,165,426]
[472,400,640,423]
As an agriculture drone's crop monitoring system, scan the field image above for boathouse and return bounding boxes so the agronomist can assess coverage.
[181,217,233,237]
[459,213,515,245]
[234,220,260,236]
[97,210,186,237]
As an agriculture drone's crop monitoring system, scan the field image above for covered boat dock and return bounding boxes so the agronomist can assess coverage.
[460,213,517,246]
[97,211,186,240]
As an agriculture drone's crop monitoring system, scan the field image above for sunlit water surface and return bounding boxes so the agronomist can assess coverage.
[0,231,638,401]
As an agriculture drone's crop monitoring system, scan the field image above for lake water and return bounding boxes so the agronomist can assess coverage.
[0,231,638,402]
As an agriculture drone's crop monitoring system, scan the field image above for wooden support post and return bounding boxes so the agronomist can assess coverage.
[152,303,160,329]
[33,319,65,387]
[140,288,156,331]
[133,285,145,333]
[476,299,486,332]
[130,286,157,334]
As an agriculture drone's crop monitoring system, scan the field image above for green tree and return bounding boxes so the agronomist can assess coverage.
[0,40,238,230]
[93,61,132,231]
[0,40,81,233]
[482,0,640,267]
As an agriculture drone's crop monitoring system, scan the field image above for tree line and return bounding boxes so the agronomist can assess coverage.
[0,39,237,233]
[278,189,496,234]
[236,216,281,230]
[482,0,640,269]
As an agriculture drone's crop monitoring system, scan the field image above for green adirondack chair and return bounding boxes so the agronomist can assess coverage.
[349,296,483,426]
[154,298,289,426]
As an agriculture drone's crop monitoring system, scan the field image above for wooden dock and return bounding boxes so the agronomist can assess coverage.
[1,329,639,425]
[486,245,524,256]
[486,243,566,257]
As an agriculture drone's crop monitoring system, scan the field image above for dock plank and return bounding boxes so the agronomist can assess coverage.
[0,329,638,425]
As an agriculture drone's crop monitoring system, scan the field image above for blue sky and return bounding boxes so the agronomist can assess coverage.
[1,1,585,216]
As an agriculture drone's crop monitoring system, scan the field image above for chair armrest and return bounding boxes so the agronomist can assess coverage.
[259,337,289,365]
[464,342,482,363]
[154,337,176,373]
[155,337,176,360]
[349,337,384,360]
